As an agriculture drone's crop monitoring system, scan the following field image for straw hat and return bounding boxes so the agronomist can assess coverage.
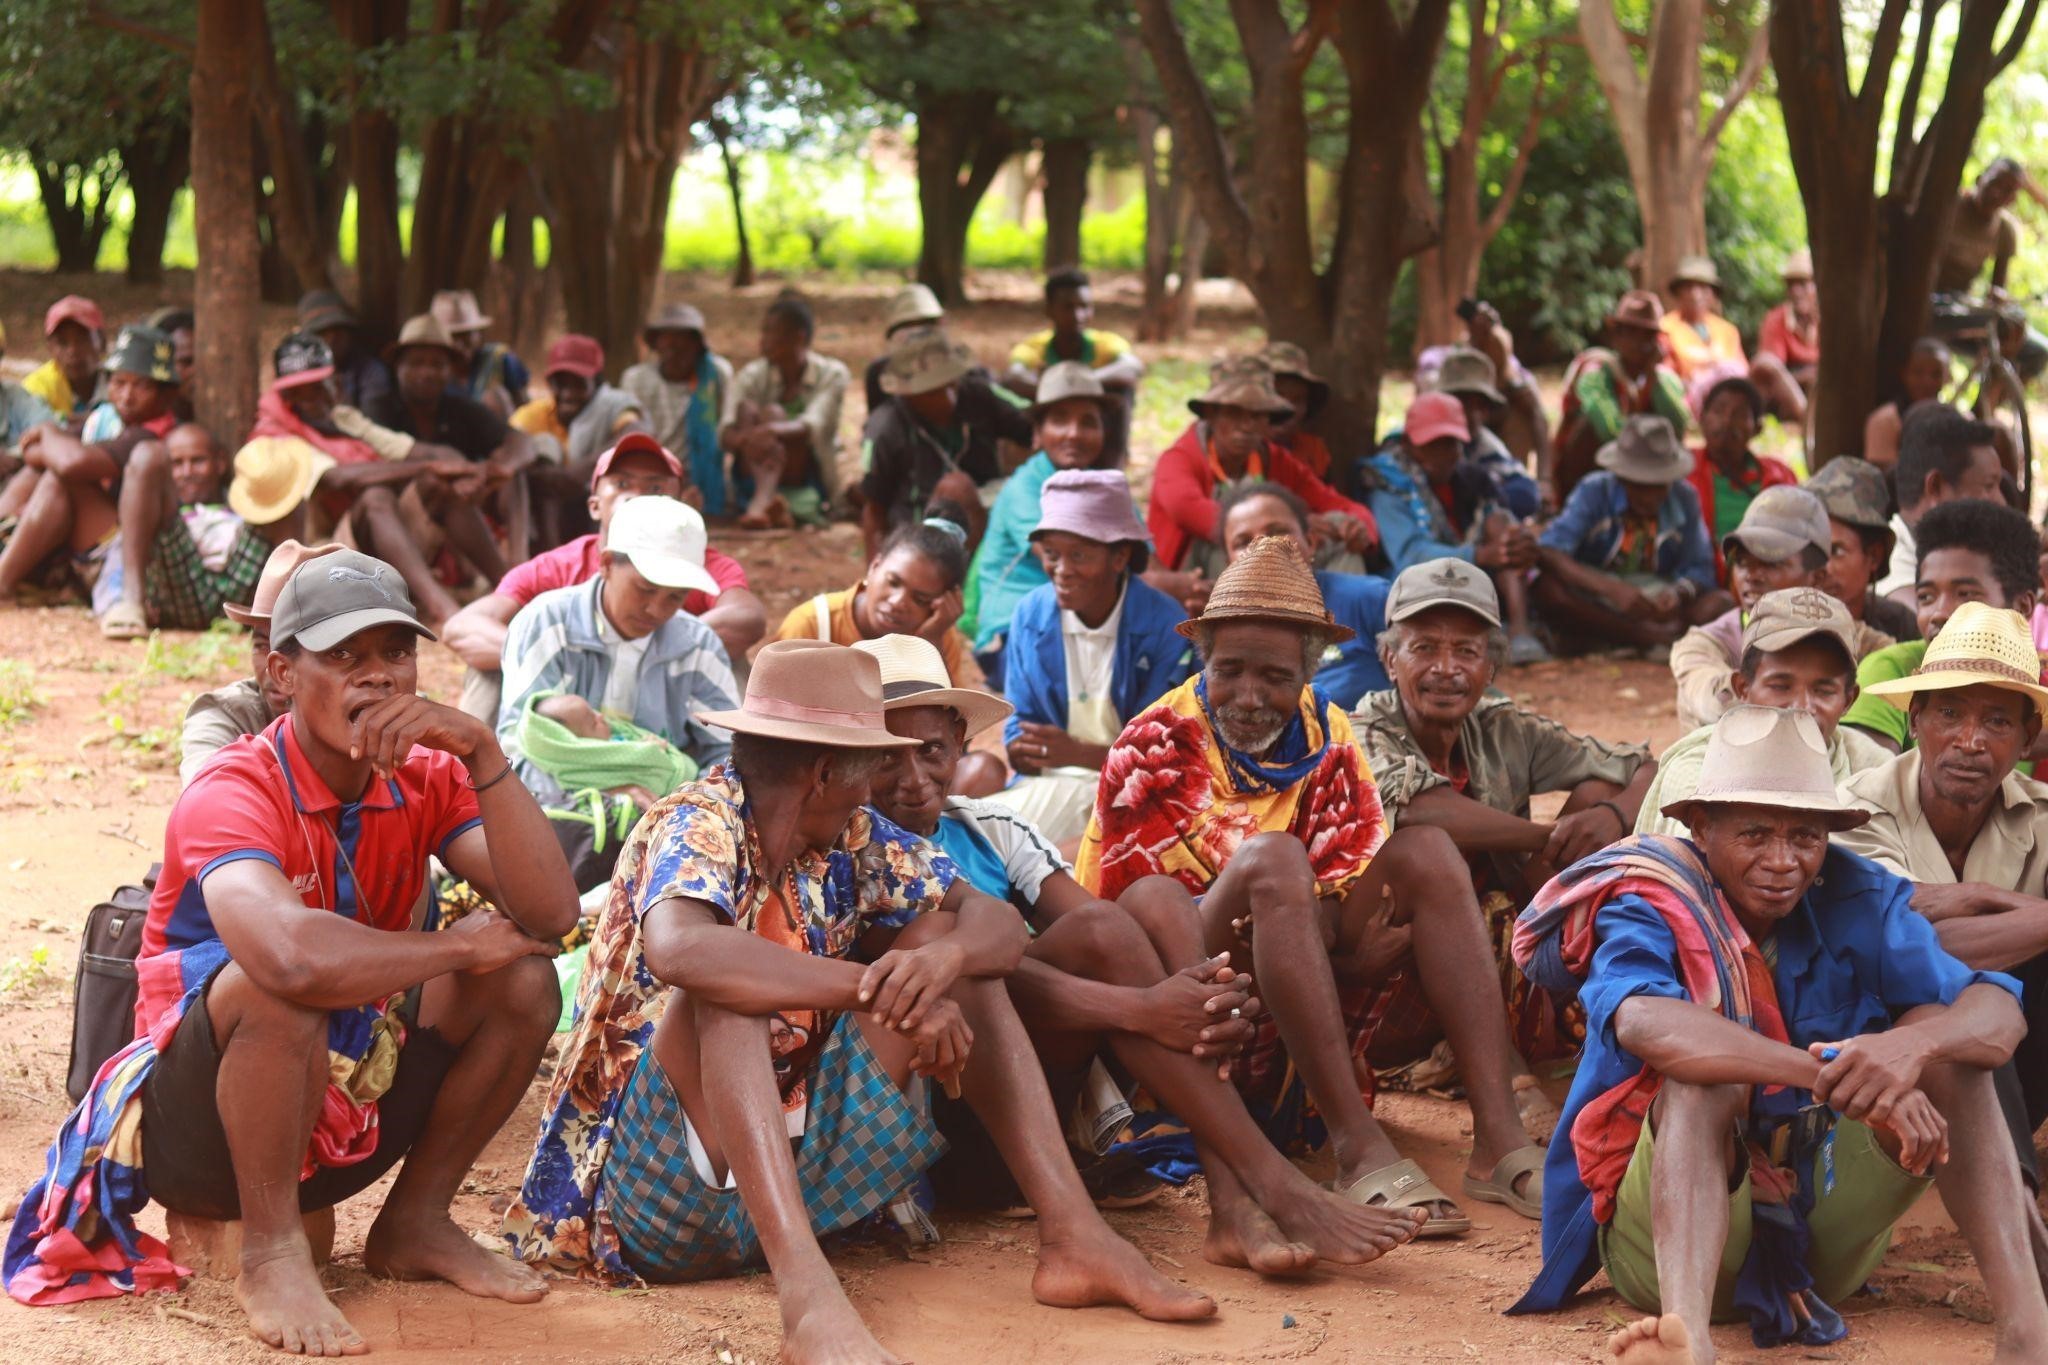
[1861,601,2048,716]
[1259,341,1329,416]
[1660,704,1870,831]
[1668,254,1722,293]
[852,635,1014,738]
[1781,248,1814,282]
[1027,361,1113,421]
[881,325,975,396]
[386,313,465,365]
[1188,356,1293,420]
[1030,469,1151,570]
[883,284,945,335]
[226,540,345,627]
[430,288,492,334]
[1177,534,1353,643]
[1595,414,1694,484]
[643,302,707,344]
[228,436,335,527]
[696,639,917,749]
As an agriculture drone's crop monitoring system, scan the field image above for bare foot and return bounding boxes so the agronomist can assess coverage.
[237,1246,367,1357]
[783,1290,902,1365]
[1607,1314,1700,1365]
[1033,1226,1216,1321]
[363,1211,546,1303]
[1203,1195,1315,1277]
[1262,1180,1428,1264]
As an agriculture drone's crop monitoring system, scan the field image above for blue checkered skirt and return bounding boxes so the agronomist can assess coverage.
[599,1014,946,1281]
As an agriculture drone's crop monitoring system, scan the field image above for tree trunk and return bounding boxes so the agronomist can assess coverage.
[34,160,119,274]
[914,90,1014,305]
[1041,136,1091,269]
[335,0,405,338]
[1168,189,1207,339]
[712,118,755,287]
[191,0,263,446]
[250,2,333,297]
[123,126,189,285]
[489,178,550,366]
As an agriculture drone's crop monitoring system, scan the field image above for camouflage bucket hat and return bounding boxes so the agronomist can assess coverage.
[1259,341,1329,416]
[1804,456,1891,532]
[103,324,176,385]
[880,325,975,396]
[1188,355,1293,420]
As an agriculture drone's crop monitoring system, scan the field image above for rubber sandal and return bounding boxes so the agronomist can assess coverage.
[1462,1145,1546,1220]
[100,602,148,641]
[1514,1073,1564,1144]
[1328,1157,1471,1237]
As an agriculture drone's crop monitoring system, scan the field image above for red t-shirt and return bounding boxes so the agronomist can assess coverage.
[493,534,747,618]
[137,715,482,1032]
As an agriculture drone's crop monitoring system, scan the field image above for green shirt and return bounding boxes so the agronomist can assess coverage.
[1840,640,1928,750]
[1710,467,1762,544]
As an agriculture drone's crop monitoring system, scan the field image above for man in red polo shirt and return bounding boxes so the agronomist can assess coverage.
[441,431,766,720]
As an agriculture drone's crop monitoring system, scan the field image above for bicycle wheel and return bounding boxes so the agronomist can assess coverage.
[1980,354,2035,510]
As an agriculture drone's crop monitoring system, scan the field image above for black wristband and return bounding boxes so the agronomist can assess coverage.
[467,760,515,793]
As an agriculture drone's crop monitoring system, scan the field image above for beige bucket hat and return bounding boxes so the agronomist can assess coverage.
[1781,248,1814,282]
[853,635,1014,738]
[1188,355,1293,421]
[1431,347,1505,405]
[1660,704,1870,831]
[1027,361,1114,421]
[1862,601,2048,717]
[430,288,492,334]
[696,639,917,749]
[883,284,945,335]
[881,325,975,397]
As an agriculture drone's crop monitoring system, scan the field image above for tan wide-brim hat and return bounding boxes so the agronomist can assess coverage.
[386,312,466,366]
[225,540,345,626]
[1668,254,1722,292]
[696,639,917,749]
[881,325,975,396]
[852,635,1014,738]
[1781,248,1814,282]
[1862,601,2048,716]
[1660,704,1870,832]
[1178,534,1353,643]
[430,288,491,333]
[643,302,708,343]
[1187,355,1294,421]
[1027,360,1115,421]
[1595,413,1694,484]
[228,436,336,527]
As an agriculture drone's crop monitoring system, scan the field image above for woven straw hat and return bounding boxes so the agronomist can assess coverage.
[696,640,917,749]
[1177,534,1353,643]
[1781,248,1814,282]
[1862,601,2048,716]
[1188,356,1294,420]
[853,635,1014,738]
[881,325,975,396]
[229,436,335,527]
[1660,704,1869,831]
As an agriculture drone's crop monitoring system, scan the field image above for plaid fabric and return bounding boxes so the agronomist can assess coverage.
[1236,975,1396,1156]
[145,521,267,630]
[599,1015,944,1282]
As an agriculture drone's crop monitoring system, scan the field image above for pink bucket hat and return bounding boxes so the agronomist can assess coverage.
[1030,469,1152,570]
[1406,390,1470,446]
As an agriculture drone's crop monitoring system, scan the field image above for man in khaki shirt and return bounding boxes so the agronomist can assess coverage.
[1834,600,2048,1186]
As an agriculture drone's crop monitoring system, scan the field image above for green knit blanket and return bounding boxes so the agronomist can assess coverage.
[517,690,697,798]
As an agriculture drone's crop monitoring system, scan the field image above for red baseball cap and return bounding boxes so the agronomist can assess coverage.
[44,295,104,338]
[545,333,605,381]
[590,431,682,489]
[1406,390,1471,446]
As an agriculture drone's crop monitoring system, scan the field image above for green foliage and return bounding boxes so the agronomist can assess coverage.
[0,659,41,730]
[141,620,251,682]
[0,1,189,167]
[0,945,53,997]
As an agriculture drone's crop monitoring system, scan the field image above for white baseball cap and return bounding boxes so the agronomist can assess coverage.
[603,495,719,596]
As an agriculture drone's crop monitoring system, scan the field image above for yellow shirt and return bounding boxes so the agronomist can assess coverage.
[772,585,979,687]
[1008,328,1131,373]
[22,361,77,420]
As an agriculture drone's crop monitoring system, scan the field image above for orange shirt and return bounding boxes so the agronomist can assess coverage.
[1659,311,1746,382]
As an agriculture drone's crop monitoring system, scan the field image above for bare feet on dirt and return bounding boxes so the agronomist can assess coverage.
[782,1292,904,1365]
[1263,1181,1429,1264]
[1607,1314,1699,1365]
[1202,1195,1315,1276]
[363,1211,547,1302]
[1032,1227,1216,1321]
[237,1247,368,1357]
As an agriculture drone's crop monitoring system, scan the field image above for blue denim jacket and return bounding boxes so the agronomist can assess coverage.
[1537,471,1716,591]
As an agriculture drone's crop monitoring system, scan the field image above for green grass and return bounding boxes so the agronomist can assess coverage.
[0,660,42,730]
[141,619,250,681]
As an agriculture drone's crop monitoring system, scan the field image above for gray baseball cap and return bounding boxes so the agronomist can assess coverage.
[1740,586,1857,666]
[1722,485,1831,565]
[1387,557,1502,627]
[269,550,437,651]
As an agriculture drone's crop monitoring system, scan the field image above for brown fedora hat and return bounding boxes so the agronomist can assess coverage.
[1607,289,1666,333]
[386,313,465,366]
[1178,534,1353,643]
[1188,355,1294,421]
[695,639,917,749]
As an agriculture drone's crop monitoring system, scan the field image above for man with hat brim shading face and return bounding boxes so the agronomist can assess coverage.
[1552,289,1691,500]
[1802,455,1921,643]
[510,333,649,547]
[495,494,741,890]
[441,431,764,724]
[1871,405,2006,607]
[1079,535,1548,1237]
[1684,374,1796,566]
[1004,267,1145,468]
[1669,486,1890,732]
[5,549,578,1352]
[22,294,105,421]
[1363,388,1550,664]
[857,633,1433,1275]
[1532,414,1730,654]
[1841,496,2043,754]
[430,288,529,418]
[1148,355,1377,580]
[1758,249,1820,391]
[1216,482,1393,709]
[858,322,1034,554]
[719,295,853,527]
[297,288,394,414]
[862,283,947,413]
[1837,601,2048,1183]
[1636,586,1889,840]
[1353,557,1654,1090]
[1509,703,2046,1364]
[1660,253,1810,430]
[1426,345,1544,520]
[1259,340,1337,478]
[367,312,540,597]
[0,324,181,606]
[983,468,1195,848]
[623,301,734,504]
[501,639,1216,1359]
[180,539,345,785]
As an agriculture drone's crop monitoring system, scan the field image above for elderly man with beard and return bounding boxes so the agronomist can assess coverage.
[1077,535,1546,1236]
[1509,704,2045,1365]
[1352,558,1653,1093]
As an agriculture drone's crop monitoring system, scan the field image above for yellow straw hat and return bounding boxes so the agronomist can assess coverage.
[852,634,1014,738]
[1862,601,2048,716]
[228,436,334,526]
[1177,534,1353,643]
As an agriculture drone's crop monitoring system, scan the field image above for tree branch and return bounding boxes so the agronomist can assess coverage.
[85,6,192,56]
[1993,0,2043,75]
[1701,12,1771,153]
[1576,0,1645,137]
[1858,0,1916,121]
[1286,0,1339,77]
[1889,0,1944,195]
[1482,49,1563,243]
[1134,0,1254,272]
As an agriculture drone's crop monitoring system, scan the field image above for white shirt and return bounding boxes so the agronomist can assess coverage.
[599,611,653,718]
[1060,586,1125,746]
[1874,512,1917,598]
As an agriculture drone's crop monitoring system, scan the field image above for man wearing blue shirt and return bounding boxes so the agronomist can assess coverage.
[1511,704,2047,1364]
